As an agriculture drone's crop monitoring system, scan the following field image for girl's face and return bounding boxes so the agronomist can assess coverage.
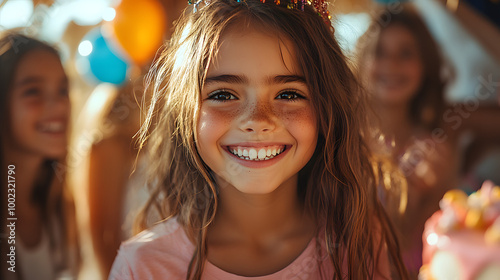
[366,24,424,106]
[196,26,318,194]
[7,50,70,160]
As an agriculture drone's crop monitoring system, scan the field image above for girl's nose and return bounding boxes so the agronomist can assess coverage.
[46,93,71,116]
[240,101,277,133]
[379,55,396,69]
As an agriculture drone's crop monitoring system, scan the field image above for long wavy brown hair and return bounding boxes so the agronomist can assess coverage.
[136,0,408,279]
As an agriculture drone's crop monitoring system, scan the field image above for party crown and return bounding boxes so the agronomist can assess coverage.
[188,0,332,26]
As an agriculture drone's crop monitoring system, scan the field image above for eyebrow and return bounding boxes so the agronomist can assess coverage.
[269,75,306,85]
[204,74,248,85]
[204,74,306,86]
[15,76,68,87]
[15,76,43,86]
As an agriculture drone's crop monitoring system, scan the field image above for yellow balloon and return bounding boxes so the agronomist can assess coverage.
[111,0,167,65]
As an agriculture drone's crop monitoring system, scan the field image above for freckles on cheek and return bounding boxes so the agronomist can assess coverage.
[197,107,234,140]
[282,107,318,148]
[280,107,317,130]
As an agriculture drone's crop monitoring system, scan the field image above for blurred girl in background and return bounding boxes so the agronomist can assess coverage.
[77,81,147,279]
[0,32,79,280]
[356,4,500,277]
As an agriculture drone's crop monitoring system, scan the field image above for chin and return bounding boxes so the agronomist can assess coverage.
[232,184,280,195]
[216,175,280,195]
[377,88,417,104]
[44,149,67,160]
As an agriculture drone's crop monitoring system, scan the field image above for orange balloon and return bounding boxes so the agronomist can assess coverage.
[111,0,167,65]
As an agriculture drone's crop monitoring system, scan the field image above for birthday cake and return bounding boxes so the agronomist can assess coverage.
[419,181,500,280]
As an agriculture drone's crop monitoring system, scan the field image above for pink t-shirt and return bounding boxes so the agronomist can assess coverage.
[109,218,390,279]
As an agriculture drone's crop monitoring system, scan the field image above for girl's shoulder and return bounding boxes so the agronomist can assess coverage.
[109,217,195,280]
[122,217,191,250]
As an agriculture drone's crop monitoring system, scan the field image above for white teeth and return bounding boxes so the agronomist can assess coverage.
[258,149,266,160]
[40,122,64,133]
[248,149,257,160]
[229,146,286,161]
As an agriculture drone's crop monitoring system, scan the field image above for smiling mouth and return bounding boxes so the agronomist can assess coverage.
[378,76,406,88]
[226,145,287,161]
[38,122,66,133]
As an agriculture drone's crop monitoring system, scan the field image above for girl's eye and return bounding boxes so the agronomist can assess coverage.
[60,87,69,96]
[207,90,236,102]
[399,49,415,60]
[23,88,41,97]
[375,48,385,59]
[276,91,305,101]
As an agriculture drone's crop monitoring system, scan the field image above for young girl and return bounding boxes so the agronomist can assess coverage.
[356,5,500,277]
[0,32,79,280]
[109,0,408,279]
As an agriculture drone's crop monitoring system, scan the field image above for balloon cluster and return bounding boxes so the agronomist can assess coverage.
[77,0,167,85]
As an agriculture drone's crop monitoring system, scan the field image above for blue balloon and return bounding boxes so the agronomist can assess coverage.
[80,28,129,85]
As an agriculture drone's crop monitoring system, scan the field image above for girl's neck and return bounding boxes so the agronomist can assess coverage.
[209,174,313,244]
[205,175,315,277]
[376,101,415,149]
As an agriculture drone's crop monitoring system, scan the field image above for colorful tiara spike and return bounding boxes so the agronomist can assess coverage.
[189,0,332,26]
